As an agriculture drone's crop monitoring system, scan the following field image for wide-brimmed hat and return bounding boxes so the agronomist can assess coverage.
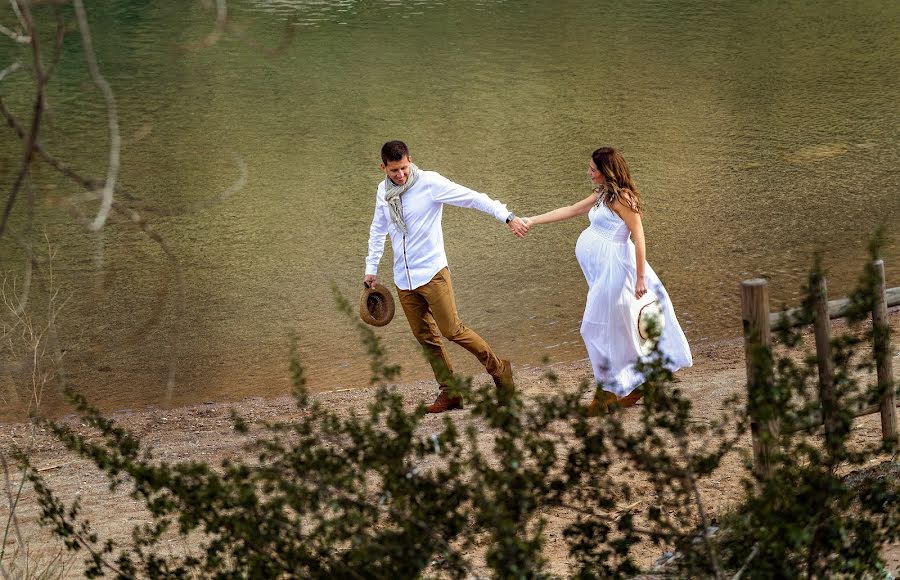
[630,289,665,355]
[359,283,395,327]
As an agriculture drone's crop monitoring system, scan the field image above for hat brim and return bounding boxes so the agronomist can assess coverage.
[631,290,665,354]
[359,286,395,327]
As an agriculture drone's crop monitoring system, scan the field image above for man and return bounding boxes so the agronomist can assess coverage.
[364,140,529,413]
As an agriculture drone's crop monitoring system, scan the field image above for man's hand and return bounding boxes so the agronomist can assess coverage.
[508,216,529,238]
[364,274,377,288]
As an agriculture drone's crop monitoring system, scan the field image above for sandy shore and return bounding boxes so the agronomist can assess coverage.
[1,313,898,577]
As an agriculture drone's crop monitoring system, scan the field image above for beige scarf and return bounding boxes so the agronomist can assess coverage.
[383,163,420,235]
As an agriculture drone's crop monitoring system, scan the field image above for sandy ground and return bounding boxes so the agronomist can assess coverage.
[1,313,898,577]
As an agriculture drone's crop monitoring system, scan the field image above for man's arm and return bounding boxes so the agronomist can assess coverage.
[429,173,528,237]
[364,193,390,287]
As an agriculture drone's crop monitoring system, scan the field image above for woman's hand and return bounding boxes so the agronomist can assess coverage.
[522,217,533,228]
[635,277,648,299]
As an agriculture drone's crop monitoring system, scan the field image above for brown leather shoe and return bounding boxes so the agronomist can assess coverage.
[619,387,644,408]
[492,359,514,405]
[585,390,618,417]
[425,390,463,414]
[492,359,514,391]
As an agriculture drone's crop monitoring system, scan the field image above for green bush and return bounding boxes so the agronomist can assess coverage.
[15,256,900,578]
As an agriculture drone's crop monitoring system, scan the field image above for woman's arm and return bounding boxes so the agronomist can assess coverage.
[524,193,597,227]
[611,199,647,298]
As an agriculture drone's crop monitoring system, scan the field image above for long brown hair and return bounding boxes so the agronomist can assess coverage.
[592,147,643,215]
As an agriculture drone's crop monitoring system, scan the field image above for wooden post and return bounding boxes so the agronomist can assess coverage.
[742,279,776,479]
[872,260,897,442]
[812,274,838,445]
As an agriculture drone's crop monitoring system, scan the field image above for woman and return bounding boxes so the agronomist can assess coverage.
[523,148,692,414]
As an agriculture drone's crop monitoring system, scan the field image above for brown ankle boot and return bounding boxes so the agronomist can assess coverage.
[426,390,463,414]
[619,387,644,408]
[585,390,618,417]
[492,359,514,400]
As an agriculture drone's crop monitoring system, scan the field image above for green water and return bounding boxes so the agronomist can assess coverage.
[1,0,898,417]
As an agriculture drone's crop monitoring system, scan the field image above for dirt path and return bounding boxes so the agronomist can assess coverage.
[1,314,898,577]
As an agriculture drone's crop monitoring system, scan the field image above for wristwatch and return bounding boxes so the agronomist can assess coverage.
[505,212,515,224]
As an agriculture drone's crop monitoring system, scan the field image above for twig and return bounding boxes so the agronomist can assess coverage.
[174,150,248,212]
[0,1,45,239]
[202,150,247,206]
[555,501,680,538]
[37,462,71,472]
[42,7,67,81]
[0,101,184,394]
[0,455,27,565]
[8,0,26,31]
[680,440,724,580]
[731,544,759,580]
[0,22,28,43]
[72,0,120,232]
[0,61,20,82]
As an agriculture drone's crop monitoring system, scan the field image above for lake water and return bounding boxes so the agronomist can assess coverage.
[1,0,898,418]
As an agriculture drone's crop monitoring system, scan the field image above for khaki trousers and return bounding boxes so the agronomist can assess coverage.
[397,267,502,390]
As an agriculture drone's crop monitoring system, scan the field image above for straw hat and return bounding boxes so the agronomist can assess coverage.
[631,290,664,355]
[359,283,395,327]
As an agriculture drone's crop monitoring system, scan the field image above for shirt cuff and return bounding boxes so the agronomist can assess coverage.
[365,265,378,276]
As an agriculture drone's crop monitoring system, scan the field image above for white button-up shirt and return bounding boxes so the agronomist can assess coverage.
[365,170,510,290]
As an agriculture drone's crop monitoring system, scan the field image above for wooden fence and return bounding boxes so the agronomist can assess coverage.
[741,259,899,479]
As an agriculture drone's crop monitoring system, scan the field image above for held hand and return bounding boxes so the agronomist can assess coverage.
[635,277,647,299]
[522,217,534,229]
[364,274,377,288]
[508,216,530,238]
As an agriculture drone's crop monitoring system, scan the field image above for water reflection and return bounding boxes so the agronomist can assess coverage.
[0,0,897,418]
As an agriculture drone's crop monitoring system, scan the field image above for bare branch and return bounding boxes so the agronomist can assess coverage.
[8,0,25,30]
[680,440,724,580]
[554,500,680,539]
[0,22,28,43]
[731,544,759,580]
[72,0,120,232]
[42,7,67,81]
[0,455,26,566]
[0,60,20,82]
[192,150,248,211]
[0,0,45,239]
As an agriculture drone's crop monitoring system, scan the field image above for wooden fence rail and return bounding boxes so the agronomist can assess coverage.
[741,259,898,479]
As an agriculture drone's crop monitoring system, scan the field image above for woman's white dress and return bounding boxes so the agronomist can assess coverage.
[575,201,693,396]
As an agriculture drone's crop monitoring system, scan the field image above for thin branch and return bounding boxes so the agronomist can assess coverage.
[192,150,248,210]
[0,100,185,394]
[680,440,724,580]
[0,455,27,563]
[554,500,681,539]
[42,7,67,81]
[0,22,28,43]
[0,60,20,82]
[72,0,120,232]
[0,1,45,239]
[8,0,25,31]
[731,544,759,580]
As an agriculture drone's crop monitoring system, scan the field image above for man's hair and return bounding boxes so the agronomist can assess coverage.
[381,141,410,164]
